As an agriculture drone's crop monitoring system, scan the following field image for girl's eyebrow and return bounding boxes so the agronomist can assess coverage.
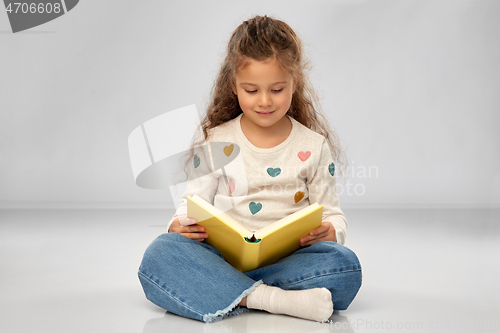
[240,81,287,86]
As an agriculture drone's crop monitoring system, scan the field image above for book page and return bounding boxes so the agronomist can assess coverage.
[254,203,321,239]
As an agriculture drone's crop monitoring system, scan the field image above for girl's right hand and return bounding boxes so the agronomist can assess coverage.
[168,218,208,242]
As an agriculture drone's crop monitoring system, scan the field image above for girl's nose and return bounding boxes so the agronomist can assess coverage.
[258,92,272,107]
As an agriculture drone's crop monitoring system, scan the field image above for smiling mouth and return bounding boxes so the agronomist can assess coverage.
[255,110,275,115]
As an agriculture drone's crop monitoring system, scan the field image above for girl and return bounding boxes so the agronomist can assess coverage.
[138,15,362,323]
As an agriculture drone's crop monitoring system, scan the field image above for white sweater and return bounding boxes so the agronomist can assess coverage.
[167,114,348,245]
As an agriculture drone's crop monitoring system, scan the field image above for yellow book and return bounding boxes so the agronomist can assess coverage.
[187,194,323,272]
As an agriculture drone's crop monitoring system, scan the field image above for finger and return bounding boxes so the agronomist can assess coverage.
[183,224,205,233]
[300,235,314,246]
[187,231,208,238]
[303,234,326,246]
[300,238,315,246]
[181,232,208,240]
[309,224,329,236]
[172,226,204,235]
[301,231,328,246]
[312,230,328,239]
[306,230,327,242]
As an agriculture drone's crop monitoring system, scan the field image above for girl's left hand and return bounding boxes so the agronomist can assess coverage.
[300,222,337,246]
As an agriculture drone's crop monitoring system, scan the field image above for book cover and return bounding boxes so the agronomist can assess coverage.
[187,195,323,272]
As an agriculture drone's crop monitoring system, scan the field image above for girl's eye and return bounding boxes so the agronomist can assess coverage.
[244,88,283,94]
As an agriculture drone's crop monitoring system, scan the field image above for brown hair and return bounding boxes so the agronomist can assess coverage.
[184,15,347,177]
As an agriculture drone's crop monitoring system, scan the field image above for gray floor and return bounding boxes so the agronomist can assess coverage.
[1,208,499,333]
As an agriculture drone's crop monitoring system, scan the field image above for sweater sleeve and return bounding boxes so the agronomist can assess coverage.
[166,144,219,231]
[306,140,348,245]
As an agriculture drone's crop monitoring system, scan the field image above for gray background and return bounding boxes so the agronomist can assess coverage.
[1,0,499,209]
[1,2,499,332]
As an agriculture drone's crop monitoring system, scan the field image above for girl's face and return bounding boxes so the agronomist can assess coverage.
[232,57,295,133]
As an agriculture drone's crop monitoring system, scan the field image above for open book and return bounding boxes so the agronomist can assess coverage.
[187,195,323,272]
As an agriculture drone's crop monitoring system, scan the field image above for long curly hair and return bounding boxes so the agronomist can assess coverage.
[184,15,347,178]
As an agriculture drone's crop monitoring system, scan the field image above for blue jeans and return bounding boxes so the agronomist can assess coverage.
[138,233,362,323]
